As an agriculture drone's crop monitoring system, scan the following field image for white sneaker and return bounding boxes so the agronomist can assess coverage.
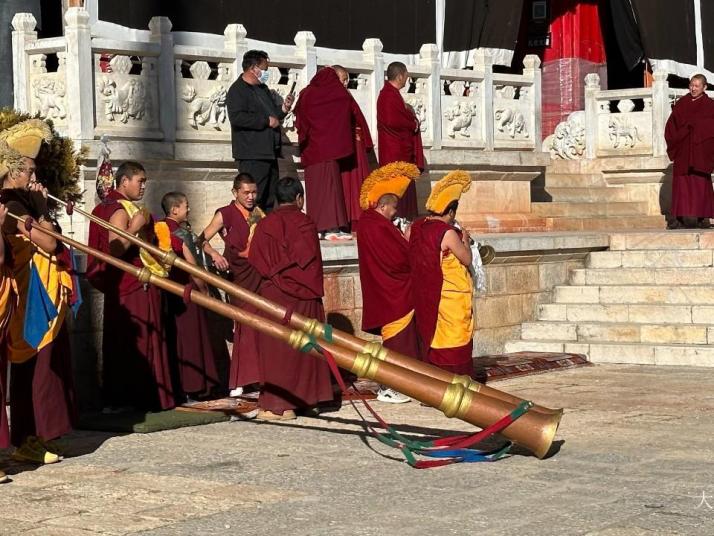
[229,387,244,398]
[376,388,411,404]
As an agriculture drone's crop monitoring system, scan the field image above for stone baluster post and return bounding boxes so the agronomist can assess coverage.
[474,50,494,151]
[651,70,670,158]
[295,31,317,88]
[419,43,441,149]
[11,13,38,112]
[584,73,601,160]
[64,7,94,142]
[523,54,542,151]
[150,17,176,142]
[224,24,248,83]
[362,38,384,136]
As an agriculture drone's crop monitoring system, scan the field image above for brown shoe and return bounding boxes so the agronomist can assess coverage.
[699,218,712,229]
[256,409,296,421]
[0,469,8,484]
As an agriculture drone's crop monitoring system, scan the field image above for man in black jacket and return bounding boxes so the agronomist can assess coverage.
[227,50,294,212]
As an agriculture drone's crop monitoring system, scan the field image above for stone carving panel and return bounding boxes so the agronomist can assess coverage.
[94,54,159,137]
[493,83,533,145]
[29,52,67,125]
[607,116,641,149]
[544,111,585,160]
[444,101,477,138]
[494,108,529,139]
[176,60,232,138]
[596,111,652,155]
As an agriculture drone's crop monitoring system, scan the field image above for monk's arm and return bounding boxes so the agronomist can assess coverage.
[199,211,229,271]
[442,229,472,267]
[378,94,417,131]
[108,208,146,257]
[8,201,57,254]
[182,243,210,293]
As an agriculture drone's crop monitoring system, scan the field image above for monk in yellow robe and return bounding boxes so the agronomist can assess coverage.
[408,171,474,376]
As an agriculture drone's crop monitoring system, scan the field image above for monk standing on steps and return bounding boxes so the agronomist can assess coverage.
[377,61,426,220]
[249,176,337,420]
[199,173,264,398]
[87,160,175,412]
[156,192,221,402]
[408,171,475,377]
[0,121,77,465]
[665,73,714,229]
[356,162,423,403]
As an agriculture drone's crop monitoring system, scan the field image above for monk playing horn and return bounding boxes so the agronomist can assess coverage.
[356,161,423,403]
[409,171,475,377]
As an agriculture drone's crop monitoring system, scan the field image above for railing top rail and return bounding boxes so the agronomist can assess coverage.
[492,73,535,86]
[173,45,235,63]
[26,37,67,54]
[91,37,161,57]
[594,87,654,100]
[440,67,485,81]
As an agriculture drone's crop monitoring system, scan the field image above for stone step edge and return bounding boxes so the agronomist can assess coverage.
[510,339,714,349]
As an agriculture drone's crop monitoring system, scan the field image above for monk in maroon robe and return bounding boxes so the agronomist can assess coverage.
[0,225,12,477]
[295,67,362,238]
[377,62,426,220]
[665,74,714,229]
[249,177,336,419]
[200,173,264,394]
[333,66,375,231]
[87,161,175,411]
[157,192,220,399]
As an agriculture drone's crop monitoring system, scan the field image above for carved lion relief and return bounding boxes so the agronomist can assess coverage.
[444,101,477,138]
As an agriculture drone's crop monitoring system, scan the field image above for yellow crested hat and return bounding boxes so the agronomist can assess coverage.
[0,140,24,179]
[0,118,52,159]
[425,170,471,214]
[359,161,420,210]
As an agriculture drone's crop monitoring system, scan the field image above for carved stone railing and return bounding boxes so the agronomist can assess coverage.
[12,8,542,155]
[546,70,686,160]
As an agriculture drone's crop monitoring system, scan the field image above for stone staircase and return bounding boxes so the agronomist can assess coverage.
[505,231,714,367]
[531,172,666,232]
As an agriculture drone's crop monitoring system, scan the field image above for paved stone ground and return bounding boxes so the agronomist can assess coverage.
[2,364,714,535]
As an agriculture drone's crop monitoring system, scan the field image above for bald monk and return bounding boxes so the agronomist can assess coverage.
[157,192,221,401]
[333,65,374,232]
[665,73,714,229]
[377,62,426,220]
[87,160,175,411]
[200,173,264,396]
[409,171,474,377]
[294,67,358,240]
[1,121,76,464]
[357,162,423,403]
[249,176,336,420]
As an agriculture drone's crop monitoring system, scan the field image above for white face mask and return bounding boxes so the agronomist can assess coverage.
[258,68,270,85]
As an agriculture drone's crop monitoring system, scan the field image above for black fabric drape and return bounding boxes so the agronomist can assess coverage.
[442,0,524,52]
[98,0,436,54]
[630,0,696,65]
[701,1,714,72]
[606,0,644,71]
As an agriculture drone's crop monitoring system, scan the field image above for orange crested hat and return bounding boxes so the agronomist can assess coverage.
[425,170,471,214]
[359,161,420,210]
[0,140,24,179]
[0,118,52,160]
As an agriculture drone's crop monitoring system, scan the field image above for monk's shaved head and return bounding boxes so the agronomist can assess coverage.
[691,73,708,86]
[377,193,399,207]
[332,65,349,87]
[375,193,399,221]
[387,62,407,81]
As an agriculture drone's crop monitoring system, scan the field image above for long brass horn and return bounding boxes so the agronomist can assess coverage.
[12,212,562,458]
[51,195,561,416]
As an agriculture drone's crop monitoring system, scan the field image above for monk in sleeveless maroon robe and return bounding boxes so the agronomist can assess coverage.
[87,188,175,410]
[409,218,474,376]
[295,67,358,234]
[357,208,422,360]
[665,77,714,226]
[158,216,220,398]
[249,200,336,416]
[377,79,425,220]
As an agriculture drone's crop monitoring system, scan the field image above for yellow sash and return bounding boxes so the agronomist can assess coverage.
[381,310,414,341]
[0,268,17,334]
[6,235,73,363]
[117,199,168,277]
[430,252,474,349]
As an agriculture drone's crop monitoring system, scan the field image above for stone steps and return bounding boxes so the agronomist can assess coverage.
[521,321,713,345]
[545,215,665,232]
[504,340,714,367]
[461,213,548,233]
[532,201,648,218]
[504,230,714,367]
[533,186,634,203]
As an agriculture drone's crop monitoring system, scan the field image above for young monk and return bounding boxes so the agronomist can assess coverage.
[156,192,221,401]
[87,160,175,411]
[249,177,336,420]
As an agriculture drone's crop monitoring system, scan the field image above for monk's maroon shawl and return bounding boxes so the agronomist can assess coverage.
[376,82,425,170]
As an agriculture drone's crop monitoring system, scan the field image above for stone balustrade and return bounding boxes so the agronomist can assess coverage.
[12,7,542,155]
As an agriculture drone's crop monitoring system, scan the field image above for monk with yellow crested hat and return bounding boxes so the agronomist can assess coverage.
[408,170,475,377]
[0,119,77,465]
[356,161,423,403]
